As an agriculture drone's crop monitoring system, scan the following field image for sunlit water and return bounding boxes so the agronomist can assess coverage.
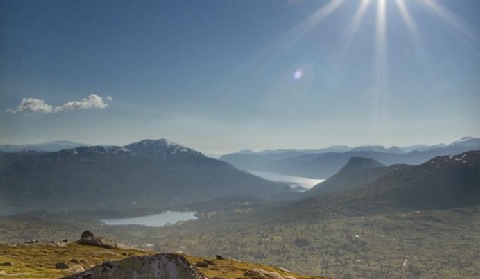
[248,170,324,189]
[101,210,197,227]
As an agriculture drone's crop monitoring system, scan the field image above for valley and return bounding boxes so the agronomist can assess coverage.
[1,139,479,279]
[2,206,480,279]
[3,0,480,277]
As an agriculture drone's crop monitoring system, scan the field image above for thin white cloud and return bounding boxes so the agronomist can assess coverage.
[7,94,112,114]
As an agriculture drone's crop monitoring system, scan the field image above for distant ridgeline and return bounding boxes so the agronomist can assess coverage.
[0,140,87,153]
[220,137,480,179]
[274,150,480,219]
[0,139,288,213]
[1,138,479,214]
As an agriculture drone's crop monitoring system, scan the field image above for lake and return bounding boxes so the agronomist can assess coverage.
[248,170,324,189]
[101,210,197,227]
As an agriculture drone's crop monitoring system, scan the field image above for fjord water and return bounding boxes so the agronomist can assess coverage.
[101,210,197,227]
[248,170,324,189]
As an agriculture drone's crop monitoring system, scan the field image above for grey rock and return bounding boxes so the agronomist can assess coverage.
[56,262,69,269]
[78,234,119,249]
[80,231,95,239]
[195,261,209,267]
[61,253,206,279]
[203,259,215,265]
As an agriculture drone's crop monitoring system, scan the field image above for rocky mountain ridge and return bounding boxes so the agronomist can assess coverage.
[293,150,480,215]
[0,139,288,213]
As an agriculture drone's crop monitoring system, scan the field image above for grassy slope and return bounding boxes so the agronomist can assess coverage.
[0,241,328,279]
[185,255,328,279]
[0,243,152,279]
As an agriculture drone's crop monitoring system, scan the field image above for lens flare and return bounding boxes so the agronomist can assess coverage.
[245,0,344,79]
[293,69,304,80]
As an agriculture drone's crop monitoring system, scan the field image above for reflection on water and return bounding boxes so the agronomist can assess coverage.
[101,210,197,227]
[248,170,324,189]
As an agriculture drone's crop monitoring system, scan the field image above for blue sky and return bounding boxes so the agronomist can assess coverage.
[1,0,479,154]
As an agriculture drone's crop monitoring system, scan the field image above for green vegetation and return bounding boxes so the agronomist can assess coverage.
[185,255,328,279]
[0,242,152,279]
[2,206,479,279]
[1,151,478,278]
[92,207,479,279]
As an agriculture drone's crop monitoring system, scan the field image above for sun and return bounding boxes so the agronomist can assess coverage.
[278,0,479,78]
[253,0,479,118]
[285,0,479,88]
[255,0,480,132]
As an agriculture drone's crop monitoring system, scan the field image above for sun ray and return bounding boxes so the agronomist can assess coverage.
[259,0,345,57]
[396,0,425,57]
[284,0,345,50]
[336,0,371,64]
[421,0,480,47]
[396,0,419,42]
[374,0,388,91]
[245,0,345,78]
[373,0,390,134]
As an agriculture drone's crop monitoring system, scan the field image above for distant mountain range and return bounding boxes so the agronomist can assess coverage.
[221,137,480,179]
[2,138,479,214]
[0,140,87,153]
[0,139,288,213]
[272,150,480,220]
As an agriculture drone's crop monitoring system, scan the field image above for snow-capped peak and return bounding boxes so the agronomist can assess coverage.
[124,139,201,157]
[427,150,480,168]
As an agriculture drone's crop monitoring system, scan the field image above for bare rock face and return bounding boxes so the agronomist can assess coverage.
[62,253,206,279]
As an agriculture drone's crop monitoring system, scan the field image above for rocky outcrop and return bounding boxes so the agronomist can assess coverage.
[62,253,206,279]
[77,231,120,249]
[80,231,94,239]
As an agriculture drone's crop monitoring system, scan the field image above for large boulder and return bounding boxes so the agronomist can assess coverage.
[78,231,120,249]
[62,253,206,279]
[80,231,94,239]
[55,262,69,269]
